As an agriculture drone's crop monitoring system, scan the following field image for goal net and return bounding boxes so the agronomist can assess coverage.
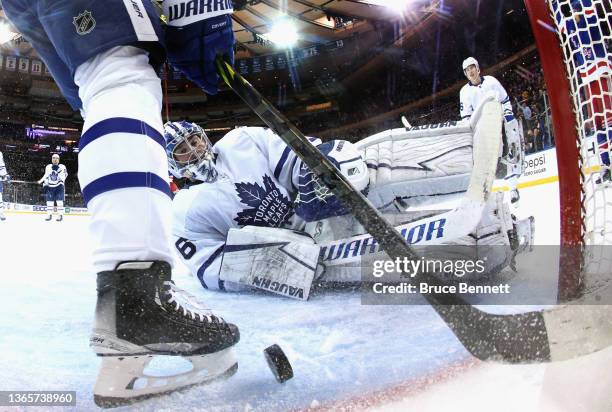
[525,0,612,300]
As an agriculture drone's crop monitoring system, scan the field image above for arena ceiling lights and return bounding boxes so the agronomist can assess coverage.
[262,18,299,48]
[0,20,19,45]
[358,0,412,15]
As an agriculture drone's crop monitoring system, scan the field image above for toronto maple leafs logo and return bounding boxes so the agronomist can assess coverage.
[234,175,293,227]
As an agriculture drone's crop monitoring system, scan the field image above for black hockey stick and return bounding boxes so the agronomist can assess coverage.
[215,57,608,364]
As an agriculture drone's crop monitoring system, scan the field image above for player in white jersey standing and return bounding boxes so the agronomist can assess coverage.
[2,0,239,406]
[38,154,67,221]
[0,151,10,221]
[459,57,524,203]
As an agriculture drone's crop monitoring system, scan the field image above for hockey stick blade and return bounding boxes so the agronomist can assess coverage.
[215,57,607,364]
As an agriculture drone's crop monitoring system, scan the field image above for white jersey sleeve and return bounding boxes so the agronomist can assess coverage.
[174,234,227,290]
[39,164,51,184]
[172,185,228,290]
[459,84,473,120]
[0,152,7,178]
[59,164,68,183]
[487,76,515,122]
[237,127,321,191]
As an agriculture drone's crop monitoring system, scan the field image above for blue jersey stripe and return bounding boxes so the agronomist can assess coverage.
[224,242,288,253]
[274,146,292,180]
[337,155,362,166]
[197,245,226,290]
[79,117,164,151]
[81,171,171,205]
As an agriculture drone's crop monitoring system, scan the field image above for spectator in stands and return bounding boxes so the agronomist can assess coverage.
[532,126,544,152]
[518,100,533,124]
[525,129,535,154]
[517,99,534,137]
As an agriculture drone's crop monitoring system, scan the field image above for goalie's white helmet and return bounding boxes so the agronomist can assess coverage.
[462,56,479,71]
[164,121,218,183]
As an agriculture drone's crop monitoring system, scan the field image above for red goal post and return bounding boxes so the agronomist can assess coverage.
[524,0,612,301]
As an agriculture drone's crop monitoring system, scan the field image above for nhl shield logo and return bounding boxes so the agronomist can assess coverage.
[73,10,96,35]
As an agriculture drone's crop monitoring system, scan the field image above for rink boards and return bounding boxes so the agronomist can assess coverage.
[3,147,569,217]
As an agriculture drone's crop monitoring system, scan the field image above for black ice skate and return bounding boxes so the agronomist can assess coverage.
[510,189,520,204]
[44,214,52,221]
[91,261,239,408]
[56,215,63,222]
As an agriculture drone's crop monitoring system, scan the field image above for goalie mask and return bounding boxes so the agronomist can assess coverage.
[164,121,218,183]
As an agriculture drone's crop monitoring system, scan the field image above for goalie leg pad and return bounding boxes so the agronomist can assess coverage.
[219,226,321,300]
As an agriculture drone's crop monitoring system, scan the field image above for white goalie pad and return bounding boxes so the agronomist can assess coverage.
[305,95,513,283]
[219,226,321,300]
[356,106,483,210]
[307,93,502,241]
[315,193,534,283]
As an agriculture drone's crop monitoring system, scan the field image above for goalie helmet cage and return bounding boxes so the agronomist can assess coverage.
[524,0,612,301]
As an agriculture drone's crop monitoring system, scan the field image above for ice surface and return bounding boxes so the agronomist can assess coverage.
[0,215,468,411]
[1,180,610,411]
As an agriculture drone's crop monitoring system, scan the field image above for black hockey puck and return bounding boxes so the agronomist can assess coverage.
[263,344,293,383]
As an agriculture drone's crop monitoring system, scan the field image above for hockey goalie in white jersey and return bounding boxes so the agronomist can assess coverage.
[167,96,534,301]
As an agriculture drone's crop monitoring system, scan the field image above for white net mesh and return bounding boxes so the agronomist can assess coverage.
[546,0,612,289]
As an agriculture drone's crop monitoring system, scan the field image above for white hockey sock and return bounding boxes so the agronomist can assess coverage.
[56,200,64,216]
[75,46,173,272]
[46,201,54,217]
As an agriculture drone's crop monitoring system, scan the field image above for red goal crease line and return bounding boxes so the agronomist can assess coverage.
[299,357,478,412]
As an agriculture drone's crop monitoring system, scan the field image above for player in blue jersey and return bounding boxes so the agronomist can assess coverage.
[2,0,239,406]
[0,150,10,221]
[38,154,68,221]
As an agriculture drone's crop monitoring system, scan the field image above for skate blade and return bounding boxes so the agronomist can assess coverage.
[93,348,237,409]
